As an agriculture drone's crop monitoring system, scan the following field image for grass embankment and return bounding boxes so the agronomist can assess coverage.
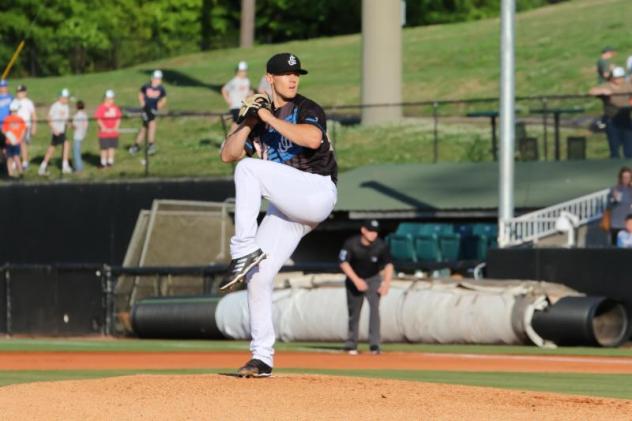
[5,0,631,181]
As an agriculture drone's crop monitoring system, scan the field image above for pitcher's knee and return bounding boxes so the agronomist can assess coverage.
[235,158,257,178]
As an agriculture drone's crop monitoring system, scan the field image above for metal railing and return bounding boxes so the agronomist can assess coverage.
[499,188,610,247]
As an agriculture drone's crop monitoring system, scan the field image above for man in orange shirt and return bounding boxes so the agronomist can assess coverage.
[2,101,26,177]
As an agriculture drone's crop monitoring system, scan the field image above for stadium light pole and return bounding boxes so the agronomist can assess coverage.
[240,0,255,48]
[361,0,402,125]
[498,0,516,248]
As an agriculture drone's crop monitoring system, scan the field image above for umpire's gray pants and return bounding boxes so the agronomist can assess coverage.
[344,274,382,349]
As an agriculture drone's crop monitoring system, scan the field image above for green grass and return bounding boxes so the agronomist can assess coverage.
[1,368,630,400]
[1,338,631,357]
[4,0,630,181]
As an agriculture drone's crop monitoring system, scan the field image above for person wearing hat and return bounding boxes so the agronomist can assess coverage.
[129,69,167,156]
[39,89,71,175]
[338,220,393,356]
[95,89,122,168]
[11,84,37,169]
[590,67,632,158]
[219,53,338,377]
[2,101,26,177]
[0,80,13,152]
[597,47,616,84]
[222,61,253,130]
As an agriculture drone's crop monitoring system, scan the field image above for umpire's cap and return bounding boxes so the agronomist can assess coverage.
[361,219,381,233]
[266,53,308,75]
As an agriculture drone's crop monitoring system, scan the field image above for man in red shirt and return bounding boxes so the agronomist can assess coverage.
[94,89,122,168]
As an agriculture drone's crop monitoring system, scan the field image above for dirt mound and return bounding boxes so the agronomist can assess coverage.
[0,374,630,420]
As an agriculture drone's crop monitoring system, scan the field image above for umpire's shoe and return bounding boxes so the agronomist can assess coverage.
[219,249,267,292]
[238,359,272,378]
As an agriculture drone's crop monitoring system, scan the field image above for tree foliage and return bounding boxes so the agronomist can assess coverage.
[0,0,565,77]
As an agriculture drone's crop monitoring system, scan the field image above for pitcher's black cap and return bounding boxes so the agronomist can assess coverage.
[266,53,308,75]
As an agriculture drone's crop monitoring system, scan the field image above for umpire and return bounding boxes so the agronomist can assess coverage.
[339,219,394,355]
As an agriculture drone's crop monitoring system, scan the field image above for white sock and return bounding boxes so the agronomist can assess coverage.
[107,158,114,165]
[63,160,70,168]
[40,162,47,169]
[101,159,107,166]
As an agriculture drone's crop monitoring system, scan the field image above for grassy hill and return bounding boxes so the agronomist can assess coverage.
[5,0,632,181]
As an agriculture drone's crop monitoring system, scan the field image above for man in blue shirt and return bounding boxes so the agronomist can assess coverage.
[0,80,14,149]
[616,214,632,248]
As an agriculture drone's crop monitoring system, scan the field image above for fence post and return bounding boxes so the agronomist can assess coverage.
[101,265,114,336]
[432,102,439,163]
[4,267,11,337]
[541,97,548,161]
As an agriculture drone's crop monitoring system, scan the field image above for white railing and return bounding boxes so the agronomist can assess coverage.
[499,188,610,247]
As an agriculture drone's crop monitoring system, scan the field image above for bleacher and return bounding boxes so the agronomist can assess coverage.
[387,222,497,264]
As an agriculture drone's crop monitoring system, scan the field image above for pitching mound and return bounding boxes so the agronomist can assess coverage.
[0,374,630,420]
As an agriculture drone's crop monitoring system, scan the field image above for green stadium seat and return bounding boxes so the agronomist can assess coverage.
[395,223,422,236]
[387,234,417,262]
[414,235,442,263]
[438,233,461,262]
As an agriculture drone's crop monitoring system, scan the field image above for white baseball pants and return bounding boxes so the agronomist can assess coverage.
[230,158,337,366]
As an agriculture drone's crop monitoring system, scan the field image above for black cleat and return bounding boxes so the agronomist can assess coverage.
[238,359,272,378]
[219,249,266,292]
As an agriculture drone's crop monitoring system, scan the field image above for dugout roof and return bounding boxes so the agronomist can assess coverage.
[335,159,629,218]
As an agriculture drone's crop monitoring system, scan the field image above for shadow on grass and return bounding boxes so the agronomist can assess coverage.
[139,69,223,94]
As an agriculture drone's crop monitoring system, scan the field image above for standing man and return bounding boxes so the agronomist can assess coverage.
[0,80,14,154]
[95,89,122,168]
[339,220,394,355]
[597,47,616,84]
[11,85,37,170]
[219,53,338,378]
[39,89,71,175]
[222,61,252,130]
[590,67,632,158]
[129,70,167,156]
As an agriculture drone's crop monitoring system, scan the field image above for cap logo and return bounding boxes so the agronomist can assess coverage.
[288,55,297,66]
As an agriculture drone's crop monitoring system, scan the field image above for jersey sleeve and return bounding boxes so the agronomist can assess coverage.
[297,99,327,134]
[338,238,354,263]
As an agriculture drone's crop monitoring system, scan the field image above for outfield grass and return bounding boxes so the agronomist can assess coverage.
[1,368,630,400]
[1,338,631,357]
[3,0,629,181]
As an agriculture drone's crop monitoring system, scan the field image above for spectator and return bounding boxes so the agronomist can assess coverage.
[222,61,252,130]
[597,47,616,84]
[0,80,14,151]
[71,100,88,172]
[39,89,71,176]
[11,84,37,170]
[616,214,632,248]
[257,74,273,98]
[129,70,167,156]
[2,101,25,177]
[627,55,632,78]
[589,67,632,158]
[607,167,632,246]
[94,90,122,168]
[339,219,394,355]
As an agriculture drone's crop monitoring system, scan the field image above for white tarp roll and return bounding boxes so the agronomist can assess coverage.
[215,282,527,344]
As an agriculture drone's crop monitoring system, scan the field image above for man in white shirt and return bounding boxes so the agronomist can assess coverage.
[11,85,36,169]
[222,61,252,130]
[617,215,632,248]
[39,89,71,175]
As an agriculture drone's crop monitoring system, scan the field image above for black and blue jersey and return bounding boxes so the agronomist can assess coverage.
[248,94,337,183]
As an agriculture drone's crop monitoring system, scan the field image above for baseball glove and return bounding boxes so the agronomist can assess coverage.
[236,93,271,124]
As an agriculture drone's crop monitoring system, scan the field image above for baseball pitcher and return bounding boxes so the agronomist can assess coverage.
[219,53,338,377]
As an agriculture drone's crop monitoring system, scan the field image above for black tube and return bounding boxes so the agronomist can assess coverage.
[532,296,629,347]
[131,296,224,339]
